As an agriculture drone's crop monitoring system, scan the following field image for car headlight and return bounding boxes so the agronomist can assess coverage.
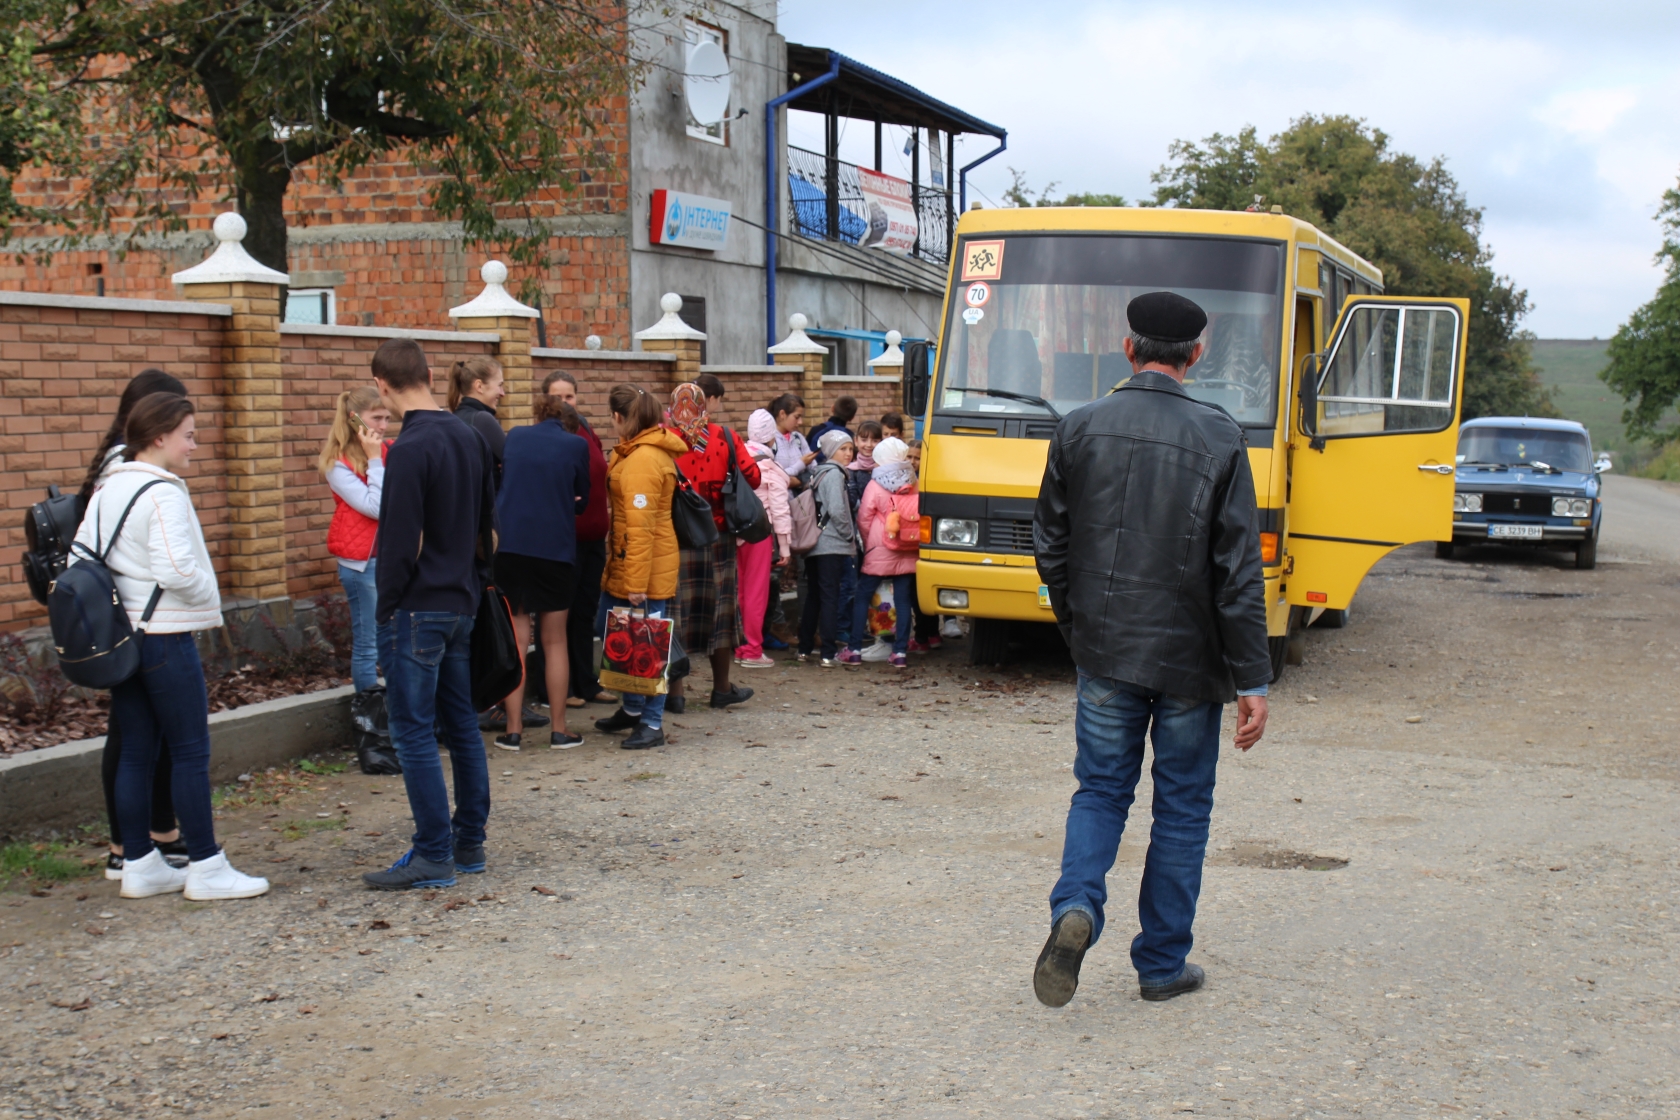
[935,518,979,546]
[1454,493,1482,513]
[1552,497,1590,517]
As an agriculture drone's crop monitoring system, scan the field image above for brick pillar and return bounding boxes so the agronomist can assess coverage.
[450,260,542,427]
[634,293,705,397]
[768,312,829,417]
[172,212,290,602]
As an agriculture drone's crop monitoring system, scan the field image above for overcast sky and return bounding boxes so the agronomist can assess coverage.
[778,0,1680,338]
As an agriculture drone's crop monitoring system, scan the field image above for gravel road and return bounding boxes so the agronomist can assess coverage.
[3,541,1677,1120]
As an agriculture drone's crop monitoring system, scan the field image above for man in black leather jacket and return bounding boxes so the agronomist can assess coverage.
[1031,291,1271,1007]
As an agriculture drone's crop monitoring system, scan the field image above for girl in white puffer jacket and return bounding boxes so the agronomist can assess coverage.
[71,393,268,902]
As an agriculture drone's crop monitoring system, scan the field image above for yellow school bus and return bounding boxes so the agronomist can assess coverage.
[907,207,1469,674]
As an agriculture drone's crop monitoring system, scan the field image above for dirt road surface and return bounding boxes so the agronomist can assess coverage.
[3,531,1677,1118]
[1599,473,1680,564]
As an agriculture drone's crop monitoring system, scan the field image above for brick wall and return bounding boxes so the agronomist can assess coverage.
[1,296,231,629]
[829,377,907,434]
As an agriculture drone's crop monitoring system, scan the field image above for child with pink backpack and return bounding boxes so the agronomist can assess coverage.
[840,437,920,668]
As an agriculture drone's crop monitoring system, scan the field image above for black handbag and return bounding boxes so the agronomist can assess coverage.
[47,480,167,690]
[719,427,771,543]
[350,686,401,775]
[468,459,524,712]
[671,464,720,550]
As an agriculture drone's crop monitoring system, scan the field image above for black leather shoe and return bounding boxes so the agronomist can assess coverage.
[1139,963,1205,1002]
[621,725,666,750]
[521,705,550,729]
[709,685,754,709]
[665,695,686,715]
[594,708,639,733]
[1033,910,1092,1008]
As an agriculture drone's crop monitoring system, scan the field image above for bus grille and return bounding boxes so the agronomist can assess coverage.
[987,519,1036,552]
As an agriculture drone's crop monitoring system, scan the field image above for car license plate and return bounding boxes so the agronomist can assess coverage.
[1488,524,1544,540]
[1038,585,1051,608]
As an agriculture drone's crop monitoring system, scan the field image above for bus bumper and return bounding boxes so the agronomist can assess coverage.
[916,557,1056,623]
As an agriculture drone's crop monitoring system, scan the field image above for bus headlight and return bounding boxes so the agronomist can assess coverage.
[935,518,980,546]
[1552,497,1590,517]
[937,589,969,610]
[1454,493,1482,513]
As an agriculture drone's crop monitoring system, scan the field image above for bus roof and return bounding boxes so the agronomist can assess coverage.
[953,206,1384,288]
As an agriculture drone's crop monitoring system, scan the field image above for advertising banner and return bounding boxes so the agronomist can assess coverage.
[857,169,918,255]
[649,189,732,251]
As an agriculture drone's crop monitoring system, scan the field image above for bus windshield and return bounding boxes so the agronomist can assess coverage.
[936,234,1285,428]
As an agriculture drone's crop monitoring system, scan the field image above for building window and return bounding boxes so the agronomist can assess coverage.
[285,288,335,325]
[684,21,728,146]
[678,295,707,366]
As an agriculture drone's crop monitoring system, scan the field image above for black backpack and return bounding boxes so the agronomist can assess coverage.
[47,480,167,689]
[22,485,84,606]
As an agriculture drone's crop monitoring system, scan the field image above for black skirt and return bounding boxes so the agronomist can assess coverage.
[494,553,578,615]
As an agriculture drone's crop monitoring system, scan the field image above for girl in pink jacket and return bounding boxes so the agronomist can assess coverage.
[840,437,919,668]
[735,409,794,667]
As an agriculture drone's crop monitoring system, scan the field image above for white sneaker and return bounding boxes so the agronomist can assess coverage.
[119,848,187,899]
[941,616,966,639]
[859,638,893,662]
[183,852,270,901]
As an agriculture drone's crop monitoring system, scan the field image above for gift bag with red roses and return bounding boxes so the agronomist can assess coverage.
[599,607,674,696]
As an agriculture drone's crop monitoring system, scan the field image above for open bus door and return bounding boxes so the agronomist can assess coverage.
[1286,297,1469,613]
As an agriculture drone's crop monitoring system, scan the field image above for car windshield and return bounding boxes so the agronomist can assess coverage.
[1458,427,1591,473]
[935,234,1285,427]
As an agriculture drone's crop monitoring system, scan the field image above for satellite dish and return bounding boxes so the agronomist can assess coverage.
[684,40,732,127]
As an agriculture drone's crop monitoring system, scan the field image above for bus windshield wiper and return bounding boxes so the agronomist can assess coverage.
[957,387,1061,419]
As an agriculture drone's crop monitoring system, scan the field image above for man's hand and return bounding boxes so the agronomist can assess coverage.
[1233,695,1268,751]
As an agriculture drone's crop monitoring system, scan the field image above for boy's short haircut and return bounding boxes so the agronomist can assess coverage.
[372,338,430,390]
[856,419,884,440]
[880,411,905,432]
[694,373,726,401]
[832,395,858,423]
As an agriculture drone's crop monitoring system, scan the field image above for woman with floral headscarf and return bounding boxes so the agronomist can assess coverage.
[665,380,761,712]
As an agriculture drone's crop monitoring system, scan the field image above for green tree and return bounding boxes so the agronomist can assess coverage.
[1152,114,1551,419]
[0,27,77,239]
[1601,175,1680,446]
[3,0,639,279]
[1002,167,1126,208]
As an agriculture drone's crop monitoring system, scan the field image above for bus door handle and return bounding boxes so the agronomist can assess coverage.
[1417,464,1454,475]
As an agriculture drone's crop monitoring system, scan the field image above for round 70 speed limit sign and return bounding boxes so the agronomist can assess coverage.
[964,281,991,308]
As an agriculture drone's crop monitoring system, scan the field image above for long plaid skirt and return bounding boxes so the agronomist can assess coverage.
[676,535,740,654]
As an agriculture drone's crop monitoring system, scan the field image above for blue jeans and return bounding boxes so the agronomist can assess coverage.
[596,595,669,730]
[109,632,219,862]
[835,556,857,648]
[854,571,914,655]
[338,560,380,692]
[379,611,489,864]
[1050,672,1224,985]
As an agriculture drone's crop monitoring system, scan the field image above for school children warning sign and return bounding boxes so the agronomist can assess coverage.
[857,169,918,255]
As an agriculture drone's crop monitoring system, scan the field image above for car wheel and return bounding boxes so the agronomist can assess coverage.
[1268,635,1288,683]
[1435,541,1455,560]
[1574,534,1597,570]
[1313,607,1350,629]
[967,618,1011,666]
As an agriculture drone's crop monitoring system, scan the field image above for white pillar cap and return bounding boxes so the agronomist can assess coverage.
[449,260,541,319]
[585,334,603,351]
[634,292,705,341]
[767,312,828,356]
[868,329,905,371]
[170,211,290,287]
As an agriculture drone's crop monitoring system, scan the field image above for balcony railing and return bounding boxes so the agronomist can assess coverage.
[787,145,952,268]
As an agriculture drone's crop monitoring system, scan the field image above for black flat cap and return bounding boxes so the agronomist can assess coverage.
[1127,291,1207,343]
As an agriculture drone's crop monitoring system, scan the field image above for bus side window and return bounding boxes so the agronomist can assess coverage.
[1319,305,1459,436]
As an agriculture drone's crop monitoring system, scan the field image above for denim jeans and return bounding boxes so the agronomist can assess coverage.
[109,632,219,862]
[338,560,380,692]
[379,611,489,864]
[595,595,669,730]
[1050,672,1224,985]
[854,571,914,655]
[835,555,858,648]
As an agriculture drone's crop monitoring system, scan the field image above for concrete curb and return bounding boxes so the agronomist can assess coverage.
[0,685,355,840]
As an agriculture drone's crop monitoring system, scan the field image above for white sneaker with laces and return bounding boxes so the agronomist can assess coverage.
[119,848,187,899]
[941,616,966,639]
[183,852,270,901]
[860,638,893,662]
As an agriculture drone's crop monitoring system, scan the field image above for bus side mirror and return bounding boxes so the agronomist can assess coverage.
[904,340,932,418]
[1299,353,1325,451]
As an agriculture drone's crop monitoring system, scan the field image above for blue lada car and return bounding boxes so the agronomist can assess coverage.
[1440,417,1612,569]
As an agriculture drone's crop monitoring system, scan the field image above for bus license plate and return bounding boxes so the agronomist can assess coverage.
[1038,585,1051,608]
[1488,524,1544,540]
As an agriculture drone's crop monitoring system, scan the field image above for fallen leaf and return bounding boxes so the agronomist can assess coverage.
[1549,865,1567,872]
[367,920,390,931]
[477,894,498,902]
[51,998,92,1012]
[731,873,744,879]
[363,831,383,837]
[357,949,376,956]
[879,795,901,801]
[299,1005,317,1015]
[84,926,105,937]
[211,1032,229,1040]
[421,890,439,901]
[553,953,572,960]
[256,993,280,1003]
[531,885,556,896]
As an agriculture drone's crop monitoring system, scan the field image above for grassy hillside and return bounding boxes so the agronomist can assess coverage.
[1529,340,1648,468]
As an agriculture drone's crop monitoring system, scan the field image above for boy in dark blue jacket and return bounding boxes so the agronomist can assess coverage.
[363,338,497,891]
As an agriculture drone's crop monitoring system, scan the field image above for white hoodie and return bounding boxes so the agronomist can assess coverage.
[70,460,222,633]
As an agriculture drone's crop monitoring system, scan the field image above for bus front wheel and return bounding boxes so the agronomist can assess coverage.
[968,618,1011,666]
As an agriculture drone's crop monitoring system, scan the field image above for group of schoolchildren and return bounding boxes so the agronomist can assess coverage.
[736,395,938,670]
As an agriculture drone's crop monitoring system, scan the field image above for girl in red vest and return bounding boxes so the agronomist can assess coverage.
[318,386,390,693]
